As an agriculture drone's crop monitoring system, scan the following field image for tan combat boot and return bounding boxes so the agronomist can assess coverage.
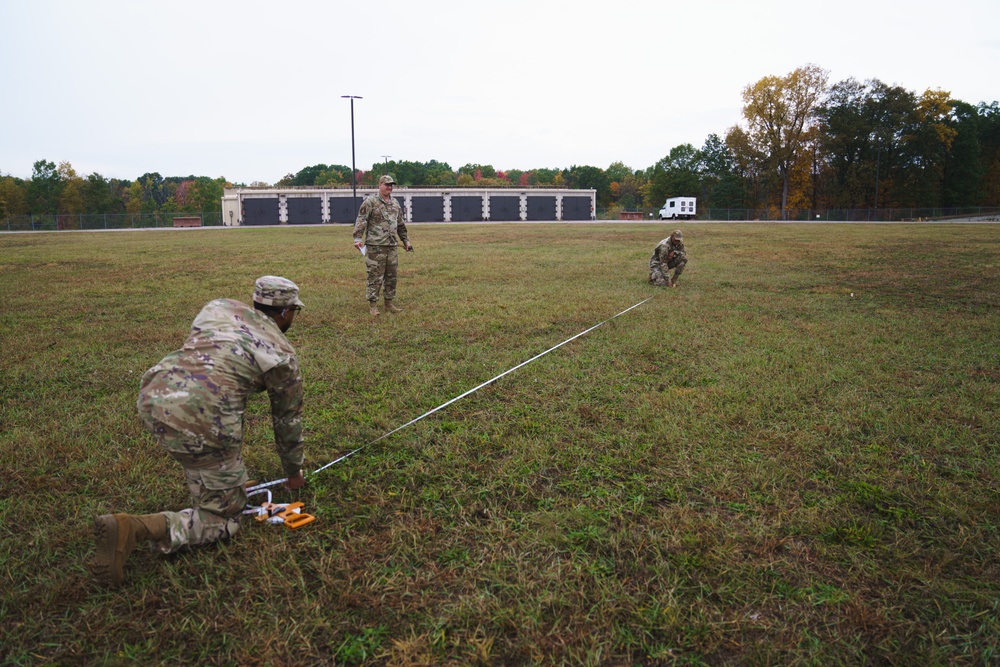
[384,300,402,313]
[369,301,380,316]
[93,513,168,587]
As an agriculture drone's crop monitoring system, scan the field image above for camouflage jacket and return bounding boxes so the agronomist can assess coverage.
[652,237,685,264]
[353,194,409,247]
[137,298,304,476]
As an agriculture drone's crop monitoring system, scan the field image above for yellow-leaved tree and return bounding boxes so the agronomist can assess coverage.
[727,64,828,218]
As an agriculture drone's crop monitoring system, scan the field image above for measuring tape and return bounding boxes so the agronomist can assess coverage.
[245,295,655,504]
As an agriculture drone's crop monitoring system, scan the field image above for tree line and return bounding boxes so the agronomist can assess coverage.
[2,63,997,219]
[0,160,227,219]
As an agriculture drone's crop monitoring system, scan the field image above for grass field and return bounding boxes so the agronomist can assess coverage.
[1,222,998,666]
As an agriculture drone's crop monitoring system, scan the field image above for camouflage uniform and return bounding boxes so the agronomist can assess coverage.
[136,278,305,554]
[649,230,687,286]
[353,183,410,304]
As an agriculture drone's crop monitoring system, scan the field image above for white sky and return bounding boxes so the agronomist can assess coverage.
[1,0,997,185]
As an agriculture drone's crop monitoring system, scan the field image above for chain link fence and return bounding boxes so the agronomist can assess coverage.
[1,212,224,232]
[5,207,1000,231]
[598,206,1000,222]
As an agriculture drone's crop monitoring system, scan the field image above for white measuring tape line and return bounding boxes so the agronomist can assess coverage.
[245,295,655,495]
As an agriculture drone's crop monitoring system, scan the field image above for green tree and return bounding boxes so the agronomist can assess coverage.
[816,78,877,208]
[137,172,167,209]
[288,164,333,186]
[81,173,114,213]
[645,145,701,208]
[189,177,226,213]
[977,101,1000,205]
[942,100,985,206]
[28,159,61,214]
[562,165,610,204]
[699,133,746,209]
[424,160,455,186]
[864,81,918,209]
[458,164,497,182]
[528,168,559,186]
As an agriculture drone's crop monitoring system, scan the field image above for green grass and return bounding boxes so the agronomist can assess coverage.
[1,222,998,666]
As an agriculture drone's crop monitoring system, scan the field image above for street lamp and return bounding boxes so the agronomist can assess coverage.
[342,95,362,213]
[381,155,391,176]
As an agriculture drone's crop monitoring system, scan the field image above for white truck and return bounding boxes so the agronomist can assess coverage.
[658,197,696,220]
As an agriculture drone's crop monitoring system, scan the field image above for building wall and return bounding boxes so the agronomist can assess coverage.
[222,188,595,226]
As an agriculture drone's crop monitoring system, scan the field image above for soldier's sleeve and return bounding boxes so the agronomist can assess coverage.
[396,206,409,246]
[263,357,305,477]
[353,199,371,243]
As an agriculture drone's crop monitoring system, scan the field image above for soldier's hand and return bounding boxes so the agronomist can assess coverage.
[405,243,413,252]
[354,241,364,250]
[286,472,306,490]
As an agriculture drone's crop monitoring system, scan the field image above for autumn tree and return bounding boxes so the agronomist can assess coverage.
[896,89,958,207]
[0,173,28,217]
[606,161,644,209]
[56,161,85,216]
[123,181,145,215]
[729,64,828,217]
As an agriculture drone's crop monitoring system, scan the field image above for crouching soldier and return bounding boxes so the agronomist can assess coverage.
[649,229,687,287]
[92,276,308,586]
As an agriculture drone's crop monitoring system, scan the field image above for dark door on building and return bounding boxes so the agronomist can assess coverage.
[489,196,520,221]
[287,197,322,224]
[526,196,557,221]
[243,198,280,226]
[562,196,592,221]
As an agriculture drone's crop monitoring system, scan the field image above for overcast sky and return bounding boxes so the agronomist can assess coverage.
[1,0,997,185]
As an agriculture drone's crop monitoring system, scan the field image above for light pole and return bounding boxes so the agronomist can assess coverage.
[381,155,391,176]
[342,95,362,213]
[874,129,882,222]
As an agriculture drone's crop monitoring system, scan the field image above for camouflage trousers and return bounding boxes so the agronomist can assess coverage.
[649,253,687,286]
[365,244,399,303]
[139,412,249,554]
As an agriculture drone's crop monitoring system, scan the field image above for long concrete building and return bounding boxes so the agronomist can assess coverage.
[221,187,596,226]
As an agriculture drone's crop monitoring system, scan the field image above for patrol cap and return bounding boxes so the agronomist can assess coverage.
[672,229,683,239]
[253,275,304,308]
[379,174,396,185]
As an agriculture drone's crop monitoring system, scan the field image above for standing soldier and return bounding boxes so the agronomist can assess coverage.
[649,229,687,287]
[92,276,307,587]
[353,174,413,316]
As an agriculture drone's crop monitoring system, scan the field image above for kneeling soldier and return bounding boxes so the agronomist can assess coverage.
[92,276,307,586]
[649,229,687,287]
